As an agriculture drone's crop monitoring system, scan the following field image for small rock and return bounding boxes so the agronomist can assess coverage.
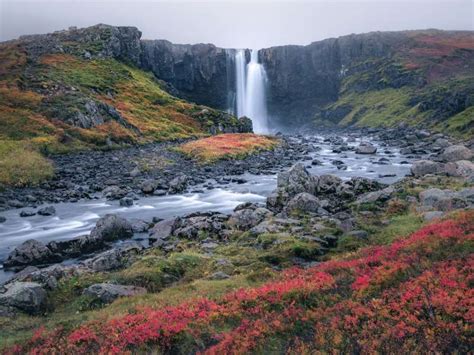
[20,209,36,217]
[38,206,56,216]
[119,197,134,207]
[83,283,147,303]
[209,271,230,280]
[356,142,377,154]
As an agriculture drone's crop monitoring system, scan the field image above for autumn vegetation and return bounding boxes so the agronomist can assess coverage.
[4,210,472,354]
[178,133,279,163]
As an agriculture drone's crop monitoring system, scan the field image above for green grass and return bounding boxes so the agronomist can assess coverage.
[0,140,54,187]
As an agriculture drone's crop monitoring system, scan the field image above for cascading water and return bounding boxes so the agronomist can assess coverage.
[233,49,269,133]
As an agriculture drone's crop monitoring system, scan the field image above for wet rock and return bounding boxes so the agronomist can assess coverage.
[102,185,128,200]
[0,282,47,314]
[37,206,56,216]
[119,197,134,207]
[410,160,443,177]
[440,145,473,162]
[83,283,146,303]
[356,142,377,154]
[47,234,106,258]
[277,163,318,196]
[130,219,151,233]
[140,179,157,194]
[149,218,177,241]
[168,175,188,194]
[90,214,133,242]
[4,239,62,269]
[0,216,6,223]
[20,209,36,217]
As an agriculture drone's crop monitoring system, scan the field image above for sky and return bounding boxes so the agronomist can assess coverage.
[0,0,472,49]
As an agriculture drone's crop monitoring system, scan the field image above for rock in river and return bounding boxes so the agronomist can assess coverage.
[3,239,62,269]
[90,214,134,242]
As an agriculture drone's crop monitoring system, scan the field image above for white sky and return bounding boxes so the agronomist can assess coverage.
[1,0,472,48]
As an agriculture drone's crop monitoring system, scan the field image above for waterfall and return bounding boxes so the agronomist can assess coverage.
[233,49,269,134]
[234,49,246,119]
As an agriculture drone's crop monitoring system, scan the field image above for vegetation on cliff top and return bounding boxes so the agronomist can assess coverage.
[177,133,279,163]
[316,31,474,137]
[3,210,472,354]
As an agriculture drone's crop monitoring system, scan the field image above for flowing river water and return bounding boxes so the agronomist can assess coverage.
[0,135,417,283]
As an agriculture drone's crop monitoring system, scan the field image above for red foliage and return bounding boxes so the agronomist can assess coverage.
[5,211,473,354]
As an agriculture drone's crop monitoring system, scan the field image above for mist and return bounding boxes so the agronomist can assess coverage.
[1,0,472,48]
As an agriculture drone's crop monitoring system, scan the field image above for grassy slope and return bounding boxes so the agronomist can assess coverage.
[317,31,474,138]
[3,209,472,353]
[0,40,231,187]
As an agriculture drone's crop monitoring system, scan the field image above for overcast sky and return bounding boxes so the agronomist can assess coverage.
[0,0,472,48]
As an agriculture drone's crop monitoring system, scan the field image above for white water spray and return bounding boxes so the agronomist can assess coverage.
[234,49,269,133]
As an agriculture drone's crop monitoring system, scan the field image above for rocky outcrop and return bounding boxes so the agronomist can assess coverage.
[0,282,47,314]
[140,41,233,110]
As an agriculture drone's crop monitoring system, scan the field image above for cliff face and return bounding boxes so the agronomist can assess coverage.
[261,30,474,134]
[3,24,473,137]
[259,32,410,125]
[140,40,232,109]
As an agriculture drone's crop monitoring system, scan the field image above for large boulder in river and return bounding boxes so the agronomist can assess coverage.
[356,142,377,154]
[0,282,47,314]
[411,160,443,177]
[3,239,62,269]
[90,214,133,242]
[440,145,473,162]
[277,163,318,196]
[83,283,146,303]
[168,175,188,194]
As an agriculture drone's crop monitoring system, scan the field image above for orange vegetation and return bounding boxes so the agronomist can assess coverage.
[178,133,278,163]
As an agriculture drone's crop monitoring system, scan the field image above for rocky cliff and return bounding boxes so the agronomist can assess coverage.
[260,30,474,135]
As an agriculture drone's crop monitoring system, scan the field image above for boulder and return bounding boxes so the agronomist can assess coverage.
[102,185,128,200]
[356,142,377,154]
[168,175,188,194]
[0,216,6,223]
[4,239,62,269]
[410,160,443,177]
[444,160,474,178]
[228,207,272,231]
[83,283,146,303]
[422,211,444,221]
[83,242,143,272]
[356,187,394,205]
[149,218,177,241]
[277,163,318,196]
[440,145,473,162]
[119,197,134,207]
[318,174,342,193]
[140,179,157,194]
[0,282,47,314]
[38,206,56,216]
[90,214,133,242]
[419,188,452,208]
[285,192,324,215]
[20,209,36,217]
[47,234,106,257]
